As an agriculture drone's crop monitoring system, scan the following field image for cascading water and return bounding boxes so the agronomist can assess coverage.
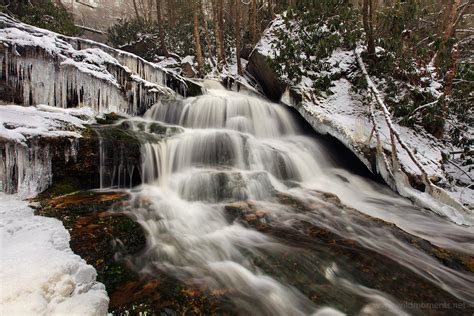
[121,86,473,315]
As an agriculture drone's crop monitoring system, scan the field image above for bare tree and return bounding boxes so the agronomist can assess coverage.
[156,0,169,56]
[193,0,204,74]
[436,0,472,95]
[201,1,216,67]
[215,0,226,69]
[268,0,275,20]
[132,0,143,24]
[167,0,175,29]
[362,0,376,58]
[235,0,242,75]
[249,0,257,44]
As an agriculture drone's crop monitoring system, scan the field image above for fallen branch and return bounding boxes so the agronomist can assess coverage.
[355,47,471,223]
[447,160,474,182]
[355,47,433,190]
[75,25,106,35]
[368,99,394,181]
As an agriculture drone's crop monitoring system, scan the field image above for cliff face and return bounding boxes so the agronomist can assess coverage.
[0,14,202,116]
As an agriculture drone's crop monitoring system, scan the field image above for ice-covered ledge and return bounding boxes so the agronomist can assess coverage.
[0,14,203,116]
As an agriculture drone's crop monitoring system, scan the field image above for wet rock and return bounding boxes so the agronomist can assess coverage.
[224,201,251,220]
[244,214,257,222]
[259,190,474,315]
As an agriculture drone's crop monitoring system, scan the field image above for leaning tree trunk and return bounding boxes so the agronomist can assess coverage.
[193,0,204,74]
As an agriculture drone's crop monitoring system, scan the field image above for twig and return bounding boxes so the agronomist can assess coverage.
[355,47,433,189]
[447,160,474,182]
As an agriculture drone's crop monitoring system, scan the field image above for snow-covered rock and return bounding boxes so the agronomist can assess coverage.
[0,14,202,116]
[0,105,93,197]
[0,193,109,315]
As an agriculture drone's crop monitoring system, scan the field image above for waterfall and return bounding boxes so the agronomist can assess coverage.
[122,87,474,314]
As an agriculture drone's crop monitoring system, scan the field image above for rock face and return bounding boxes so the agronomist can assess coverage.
[0,14,203,116]
[246,51,286,103]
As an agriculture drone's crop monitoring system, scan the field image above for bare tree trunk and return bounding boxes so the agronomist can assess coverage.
[132,0,143,24]
[269,0,275,20]
[249,0,257,44]
[362,0,376,58]
[235,0,242,75]
[167,0,175,29]
[138,0,149,23]
[156,0,169,56]
[147,0,154,22]
[435,0,466,94]
[217,0,226,69]
[202,1,216,67]
[193,0,204,74]
[444,0,462,39]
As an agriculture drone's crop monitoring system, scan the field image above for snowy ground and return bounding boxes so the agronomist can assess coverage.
[0,104,95,144]
[285,49,473,210]
[0,193,109,315]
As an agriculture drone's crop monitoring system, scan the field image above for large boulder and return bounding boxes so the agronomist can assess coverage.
[246,50,286,103]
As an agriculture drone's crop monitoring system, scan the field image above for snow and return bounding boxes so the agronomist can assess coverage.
[0,105,94,197]
[181,55,194,65]
[254,15,285,58]
[0,193,109,315]
[0,105,92,145]
[280,46,473,223]
[0,14,191,115]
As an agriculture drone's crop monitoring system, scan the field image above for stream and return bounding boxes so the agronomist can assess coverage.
[100,86,473,315]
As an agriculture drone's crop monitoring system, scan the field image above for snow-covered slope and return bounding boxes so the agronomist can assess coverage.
[250,16,473,224]
[0,193,109,315]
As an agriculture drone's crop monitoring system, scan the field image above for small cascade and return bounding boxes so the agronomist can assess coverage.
[94,125,141,189]
[95,119,183,189]
[123,88,474,314]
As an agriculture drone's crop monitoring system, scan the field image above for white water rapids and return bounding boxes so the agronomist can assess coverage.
[117,87,473,315]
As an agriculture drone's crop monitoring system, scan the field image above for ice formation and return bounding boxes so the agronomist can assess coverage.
[0,14,201,116]
[0,105,91,197]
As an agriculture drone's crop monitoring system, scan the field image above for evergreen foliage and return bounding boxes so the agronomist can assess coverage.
[269,0,362,91]
[0,0,79,36]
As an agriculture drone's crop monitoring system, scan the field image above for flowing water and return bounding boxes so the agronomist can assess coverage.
[113,87,473,315]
